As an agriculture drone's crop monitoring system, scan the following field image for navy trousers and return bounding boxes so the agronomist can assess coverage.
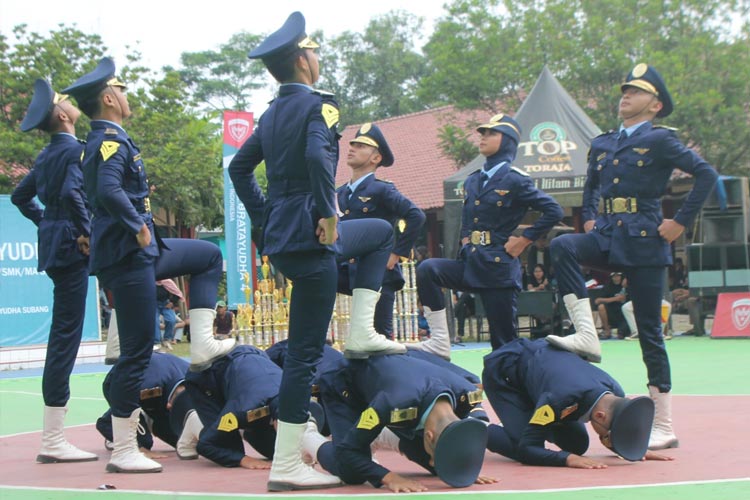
[416,258,518,350]
[271,218,393,424]
[550,232,671,391]
[43,260,89,407]
[99,238,223,417]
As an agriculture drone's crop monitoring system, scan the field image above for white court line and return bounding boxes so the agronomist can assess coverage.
[0,477,748,497]
[0,390,104,401]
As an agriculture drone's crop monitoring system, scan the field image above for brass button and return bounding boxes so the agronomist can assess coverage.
[613,178,620,184]
[473,218,479,223]
[363,207,368,213]
[597,165,603,171]
[640,230,647,237]
[617,220,623,226]
[474,200,480,206]
[349,258,355,264]
[494,257,500,262]
[497,201,503,207]
[344,209,350,215]
[471,247,477,252]
[637,160,644,167]
[613,159,619,166]
[460,395,467,402]
[342,390,349,398]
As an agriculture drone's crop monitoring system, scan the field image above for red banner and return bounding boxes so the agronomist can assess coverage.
[223,111,254,149]
[711,292,750,338]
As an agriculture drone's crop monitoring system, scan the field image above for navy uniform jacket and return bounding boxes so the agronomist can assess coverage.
[320,355,483,487]
[11,133,90,271]
[265,339,343,386]
[100,352,189,448]
[185,345,281,467]
[583,123,717,267]
[337,174,425,288]
[228,85,340,256]
[482,339,623,466]
[80,120,159,274]
[461,164,563,289]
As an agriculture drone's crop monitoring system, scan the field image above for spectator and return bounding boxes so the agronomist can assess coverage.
[452,291,475,343]
[527,264,549,291]
[594,273,628,339]
[213,301,234,338]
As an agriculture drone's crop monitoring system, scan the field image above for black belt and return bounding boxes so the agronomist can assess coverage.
[267,178,311,197]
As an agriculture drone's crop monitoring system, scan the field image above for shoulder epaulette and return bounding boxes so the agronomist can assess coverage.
[510,166,530,177]
[375,178,394,184]
[467,168,483,177]
[104,128,119,136]
[653,124,679,131]
[312,89,335,97]
[594,129,616,140]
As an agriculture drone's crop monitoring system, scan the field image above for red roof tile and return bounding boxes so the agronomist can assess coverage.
[335,106,485,210]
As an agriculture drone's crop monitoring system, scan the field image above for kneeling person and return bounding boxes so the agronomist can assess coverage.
[482,338,673,468]
[312,355,496,492]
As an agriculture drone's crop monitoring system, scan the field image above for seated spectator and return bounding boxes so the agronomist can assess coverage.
[526,264,549,292]
[594,272,628,339]
[213,300,235,338]
[453,291,475,343]
[670,275,706,336]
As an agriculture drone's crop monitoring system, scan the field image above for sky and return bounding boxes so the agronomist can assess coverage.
[1,0,444,115]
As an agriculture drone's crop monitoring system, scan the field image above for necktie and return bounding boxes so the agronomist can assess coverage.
[618,129,628,143]
[480,171,489,185]
[346,186,353,199]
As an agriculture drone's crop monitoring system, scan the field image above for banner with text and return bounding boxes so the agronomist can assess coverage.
[0,195,100,347]
[223,111,257,309]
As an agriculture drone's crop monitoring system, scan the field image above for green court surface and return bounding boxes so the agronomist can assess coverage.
[1,336,748,499]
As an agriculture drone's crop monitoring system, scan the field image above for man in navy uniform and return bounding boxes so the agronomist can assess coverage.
[337,123,426,340]
[63,57,235,473]
[411,114,563,357]
[12,79,97,464]
[96,352,202,460]
[483,339,674,468]
[184,345,325,469]
[308,355,496,492]
[228,12,403,491]
[545,64,718,450]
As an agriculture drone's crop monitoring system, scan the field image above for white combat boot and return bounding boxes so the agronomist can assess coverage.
[176,410,202,460]
[406,306,451,360]
[301,420,328,465]
[105,309,119,365]
[267,421,342,491]
[37,406,98,463]
[106,408,162,473]
[648,386,679,450]
[189,308,236,372]
[344,289,406,359]
[546,294,601,363]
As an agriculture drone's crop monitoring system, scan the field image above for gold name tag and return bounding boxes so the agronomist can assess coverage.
[390,407,418,423]
[139,387,162,400]
[246,406,270,423]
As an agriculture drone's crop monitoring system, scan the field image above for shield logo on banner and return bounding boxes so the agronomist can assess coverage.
[731,298,750,331]
[228,118,251,143]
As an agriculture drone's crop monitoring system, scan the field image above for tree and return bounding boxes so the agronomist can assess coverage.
[420,0,750,174]
[128,69,225,229]
[177,32,267,114]
[0,24,108,174]
[318,11,429,126]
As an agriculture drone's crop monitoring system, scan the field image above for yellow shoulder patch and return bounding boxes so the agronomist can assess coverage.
[529,404,555,426]
[321,103,339,129]
[218,412,239,432]
[357,407,380,430]
[100,141,120,162]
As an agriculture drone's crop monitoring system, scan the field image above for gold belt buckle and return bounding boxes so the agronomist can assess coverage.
[470,231,490,245]
[143,196,152,213]
[612,197,627,213]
